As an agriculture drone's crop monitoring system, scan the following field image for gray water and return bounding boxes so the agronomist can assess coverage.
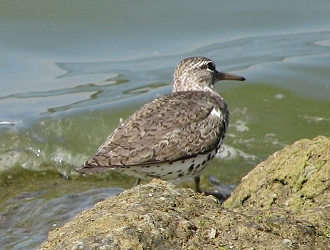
[1,1,330,249]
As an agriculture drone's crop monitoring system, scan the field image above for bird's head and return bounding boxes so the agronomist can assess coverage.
[173,57,245,92]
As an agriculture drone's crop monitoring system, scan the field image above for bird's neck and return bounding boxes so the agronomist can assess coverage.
[173,81,216,94]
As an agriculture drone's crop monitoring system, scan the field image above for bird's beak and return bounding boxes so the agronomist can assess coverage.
[216,71,245,81]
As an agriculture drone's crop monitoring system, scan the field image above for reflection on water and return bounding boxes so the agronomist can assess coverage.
[0,187,124,249]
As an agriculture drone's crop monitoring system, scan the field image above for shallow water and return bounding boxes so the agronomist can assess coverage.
[1,0,330,249]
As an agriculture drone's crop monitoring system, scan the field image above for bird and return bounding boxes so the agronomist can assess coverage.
[76,56,245,196]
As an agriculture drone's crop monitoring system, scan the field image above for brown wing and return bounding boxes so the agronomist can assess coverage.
[78,91,228,173]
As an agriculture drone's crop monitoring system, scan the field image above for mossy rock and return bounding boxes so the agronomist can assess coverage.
[39,136,330,249]
[224,135,330,211]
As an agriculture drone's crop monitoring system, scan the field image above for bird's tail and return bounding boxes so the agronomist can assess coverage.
[75,161,113,174]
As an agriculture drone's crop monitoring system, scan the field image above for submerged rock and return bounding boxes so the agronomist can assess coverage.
[39,136,330,249]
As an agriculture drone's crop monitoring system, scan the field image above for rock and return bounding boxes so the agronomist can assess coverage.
[224,135,330,211]
[39,136,330,249]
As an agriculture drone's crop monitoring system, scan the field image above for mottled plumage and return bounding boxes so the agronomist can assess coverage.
[76,57,245,193]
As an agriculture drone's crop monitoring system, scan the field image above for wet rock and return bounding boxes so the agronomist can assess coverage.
[39,136,330,250]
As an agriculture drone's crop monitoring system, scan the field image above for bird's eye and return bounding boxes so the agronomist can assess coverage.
[207,62,215,71]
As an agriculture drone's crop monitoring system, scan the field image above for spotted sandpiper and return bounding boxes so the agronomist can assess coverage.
[76,57,245,195]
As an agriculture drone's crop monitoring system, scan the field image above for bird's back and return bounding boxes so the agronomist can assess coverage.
[78,90,228,173]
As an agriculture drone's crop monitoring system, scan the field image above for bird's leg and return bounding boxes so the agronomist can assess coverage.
[194,176,202,193]
[133,178,141,186]
[194,175,228,202]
